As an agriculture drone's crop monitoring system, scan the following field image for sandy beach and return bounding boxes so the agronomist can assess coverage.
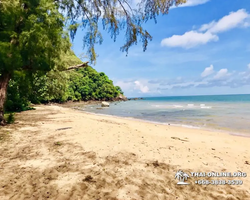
[0,104,250,200]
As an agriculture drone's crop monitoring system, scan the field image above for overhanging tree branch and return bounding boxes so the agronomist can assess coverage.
[65,62,89,71]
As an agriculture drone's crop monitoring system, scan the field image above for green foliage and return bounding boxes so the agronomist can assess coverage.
[4,113,15,124]
[5,71,32,112]
[0,0,71,74]
[115,86,124,95]
[5,64,124,111]
[67,67,121,101]
[30,70,70,103]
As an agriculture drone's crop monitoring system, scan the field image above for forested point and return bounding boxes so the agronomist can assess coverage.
[5,51,124,113]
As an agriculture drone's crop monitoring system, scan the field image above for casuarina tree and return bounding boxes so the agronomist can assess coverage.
[0,0,71,124]
[0,0,186,125]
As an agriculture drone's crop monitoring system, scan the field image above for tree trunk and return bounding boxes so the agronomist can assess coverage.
[0,72,11,125]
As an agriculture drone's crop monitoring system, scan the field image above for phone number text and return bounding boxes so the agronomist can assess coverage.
[195,180,243,185]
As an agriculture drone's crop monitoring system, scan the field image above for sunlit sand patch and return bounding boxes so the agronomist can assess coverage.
[51,172,83,190]
[117,184,140,199]
[20,159,56,169]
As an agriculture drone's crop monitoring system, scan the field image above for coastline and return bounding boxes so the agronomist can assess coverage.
[69,102,250,138]
[0,104,250,199]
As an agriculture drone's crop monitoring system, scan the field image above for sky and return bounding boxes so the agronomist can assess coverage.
[72,0,250,97]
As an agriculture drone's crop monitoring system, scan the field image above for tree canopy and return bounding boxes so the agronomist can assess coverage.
[0,0,71,74]
[0,0,186,124]
[59,0,186,62]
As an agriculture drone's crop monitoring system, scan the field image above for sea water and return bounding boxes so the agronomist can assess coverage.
[80,94,250,135]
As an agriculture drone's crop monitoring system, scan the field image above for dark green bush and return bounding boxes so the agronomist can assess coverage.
[5,113,15,124]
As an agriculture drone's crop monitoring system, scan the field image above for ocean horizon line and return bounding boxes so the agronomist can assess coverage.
[127,93,250,99]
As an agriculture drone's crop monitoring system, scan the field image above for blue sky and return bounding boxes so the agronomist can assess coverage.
[72,0,250,97]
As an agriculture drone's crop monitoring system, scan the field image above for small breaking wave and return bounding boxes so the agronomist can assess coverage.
[200,106,211,109]
[152,105,161,108]
[171,123,201,129]
[173,105,184,108]
[200,104,212,109]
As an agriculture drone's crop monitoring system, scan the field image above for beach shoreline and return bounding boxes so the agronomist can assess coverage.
[78,109,250,138]
[66,100,250,138]
[0,104,250,199]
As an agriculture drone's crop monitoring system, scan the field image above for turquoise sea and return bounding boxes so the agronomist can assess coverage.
[79,94,250,135]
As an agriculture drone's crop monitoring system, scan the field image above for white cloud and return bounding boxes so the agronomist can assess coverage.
[201,64,214,77]
[161,31,218,48]
[115,66,250,97]
[239,72,246,76]
[213,69,230,80]
[199,21,216,32]
[161,9,250,48]
[200,9,250,33]
[152,67,250,91]
[115,80,134,91]
[161,80,208,90]
[134,80,149,93]
[178,0,210,7]
[243,22,250,27]
[114,79,150,96]
[248,63,250,70]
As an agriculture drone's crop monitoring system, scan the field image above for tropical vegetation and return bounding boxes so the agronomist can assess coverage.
[0,0,186,124]
[5,55,124,112]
